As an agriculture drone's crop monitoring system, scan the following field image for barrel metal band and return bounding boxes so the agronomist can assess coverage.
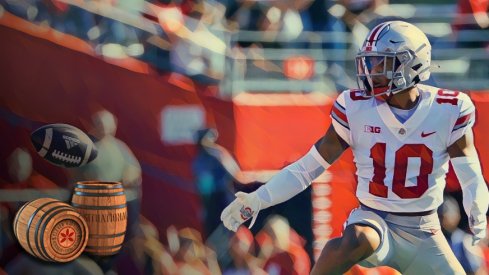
[85,243,123,250]
[89,231,126,239]
[14,202,29,238]
[71,203,126,209]
[75,184,123,190]
[73,191,125,197]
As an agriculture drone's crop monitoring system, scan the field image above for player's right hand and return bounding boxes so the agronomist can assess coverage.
[220,191,261,232]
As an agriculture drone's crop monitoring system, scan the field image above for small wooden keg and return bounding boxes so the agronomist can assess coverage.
[13,198,89,262]
[71,181,127,256]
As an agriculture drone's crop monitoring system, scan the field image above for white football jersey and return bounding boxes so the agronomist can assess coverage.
[330,84,476,212]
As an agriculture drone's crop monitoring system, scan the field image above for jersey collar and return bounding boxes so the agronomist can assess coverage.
[375,86,434,140]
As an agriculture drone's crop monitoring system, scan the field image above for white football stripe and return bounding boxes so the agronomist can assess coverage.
[39,147,48,157]
[38,147,48,157]
[81,140,93,166]
[39,128,53,157]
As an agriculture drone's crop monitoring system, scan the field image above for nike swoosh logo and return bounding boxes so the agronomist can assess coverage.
[389,39,404,44]
[421,131,436,138]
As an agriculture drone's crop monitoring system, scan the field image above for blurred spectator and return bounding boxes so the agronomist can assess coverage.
[306,0,333,32]
[1,0,95,40]
[192,128,235,238]
[225,0,313,49]
[223,0,265,33]
[322,0,389,91]
[453,0,489,33]
[168,0,228,84]
[1,0,40,21]
[193,127,277,237]
[139,27,174,72]
[450,0,489,64]
[223,227,265,275]
[40,0,96,41]
[67,109,141,185]
[194,127,272,182]
[1,148,58,190]
[140,217,179,274]
[96,19,143,58]
[450,0,489,83]
[7,148,33,184]
[139,2,177,72]
[259,0,313,48]
[439,194,486,274]
[257,215,310,275]
[335,0,390,40]
[168,226,222,274]
[0,147,59,217]
[98,21,142,53]
[114,215,179,274]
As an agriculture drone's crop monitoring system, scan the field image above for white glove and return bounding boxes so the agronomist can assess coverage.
[469,215,487,246]
[220,191,262,232]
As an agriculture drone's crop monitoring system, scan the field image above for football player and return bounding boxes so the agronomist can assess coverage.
[220,21,489,274]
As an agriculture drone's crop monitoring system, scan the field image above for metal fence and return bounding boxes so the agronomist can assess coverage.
[222,27,489,95]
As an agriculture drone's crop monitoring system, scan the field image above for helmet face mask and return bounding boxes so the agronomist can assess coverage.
[355,21,431,98]
[356,50,415,97]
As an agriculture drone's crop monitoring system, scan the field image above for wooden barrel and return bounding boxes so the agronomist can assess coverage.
[13,198,89,262]
[71,181,127,256]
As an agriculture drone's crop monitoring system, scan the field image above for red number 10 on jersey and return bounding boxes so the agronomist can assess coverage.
[369,143,434,199]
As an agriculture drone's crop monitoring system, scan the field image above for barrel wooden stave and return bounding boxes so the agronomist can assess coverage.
[71,181,127,256]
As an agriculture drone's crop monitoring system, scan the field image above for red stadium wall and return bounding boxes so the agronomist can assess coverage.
[1,11,489,256]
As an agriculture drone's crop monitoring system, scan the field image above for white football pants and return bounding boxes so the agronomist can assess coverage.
[345,205,465,274]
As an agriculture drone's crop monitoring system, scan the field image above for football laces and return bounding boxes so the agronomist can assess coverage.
[51,150,82,165]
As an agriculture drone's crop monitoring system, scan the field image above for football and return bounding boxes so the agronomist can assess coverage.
[30,123,98,168]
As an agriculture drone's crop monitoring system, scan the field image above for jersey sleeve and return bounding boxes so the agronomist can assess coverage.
[448,92,476,146]
[330,91,351,145]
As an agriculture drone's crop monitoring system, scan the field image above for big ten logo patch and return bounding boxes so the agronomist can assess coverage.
[364,125,381,133]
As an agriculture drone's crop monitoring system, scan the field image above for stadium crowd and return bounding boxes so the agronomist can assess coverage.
[0,0,488,274]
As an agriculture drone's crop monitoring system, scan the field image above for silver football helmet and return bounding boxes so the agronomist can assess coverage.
[356,21,432,97]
